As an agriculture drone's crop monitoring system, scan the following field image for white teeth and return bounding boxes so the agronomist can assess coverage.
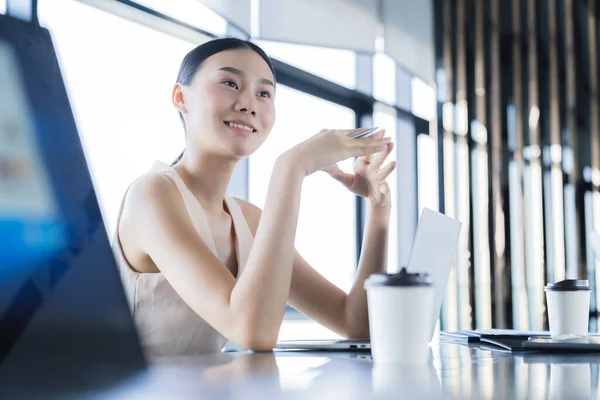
[227,122,253,132]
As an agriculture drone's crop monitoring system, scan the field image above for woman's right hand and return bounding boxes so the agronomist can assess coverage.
[283,128,392,177]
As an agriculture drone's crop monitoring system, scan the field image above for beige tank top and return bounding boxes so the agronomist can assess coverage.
[113,161,254,356]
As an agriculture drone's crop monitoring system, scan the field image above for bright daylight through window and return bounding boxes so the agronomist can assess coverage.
[38,0,197,236]
[249,85,357,293]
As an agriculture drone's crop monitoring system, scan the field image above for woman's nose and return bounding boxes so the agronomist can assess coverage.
[239,107,256,116]
[236,89,257,115]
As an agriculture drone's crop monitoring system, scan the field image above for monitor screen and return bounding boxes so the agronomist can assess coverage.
[0,13,145,396]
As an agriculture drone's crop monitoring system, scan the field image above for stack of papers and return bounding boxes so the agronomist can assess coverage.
[441,329,600,353]
[441,329,550,352]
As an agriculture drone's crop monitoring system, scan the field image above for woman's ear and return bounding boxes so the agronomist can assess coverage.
[172,83,187,114]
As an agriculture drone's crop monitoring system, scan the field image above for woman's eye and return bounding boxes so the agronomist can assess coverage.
[224,81,238,89]
[259,91,272,98]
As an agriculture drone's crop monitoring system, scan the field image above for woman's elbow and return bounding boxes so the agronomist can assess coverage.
[344,320,371,340]
[346,329,370,340]
[234,323,278,352]
[237,334,277,352]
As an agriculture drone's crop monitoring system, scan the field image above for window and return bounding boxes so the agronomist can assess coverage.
[395,66,412,111]
[417,133,439,213]
[372,52,396,105]
[133,0,227,36]
[249,85,356,292]
[255,40,356,89]
[411,77,436,120]
[0,0,5,14]
[38,0,197,237]
[373,104,398,273]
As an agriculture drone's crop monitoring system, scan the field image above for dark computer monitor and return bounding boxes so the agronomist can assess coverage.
[0,13,145,397]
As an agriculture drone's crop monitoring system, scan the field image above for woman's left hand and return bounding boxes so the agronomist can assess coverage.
[322,131,397,208]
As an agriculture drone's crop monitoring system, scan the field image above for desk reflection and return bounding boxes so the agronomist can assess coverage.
[439,344,600,399]
[525,354,598,400]
[372,361,443,398]
[78,342,600,399]
[203,352,279,382]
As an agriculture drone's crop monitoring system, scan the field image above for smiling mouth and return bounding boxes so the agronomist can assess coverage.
[224,121,257,133]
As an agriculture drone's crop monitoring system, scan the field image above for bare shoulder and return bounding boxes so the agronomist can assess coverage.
[129,172,178,200]
[119,172,185,242]
[124,173,181,216]
[233,198,262,234]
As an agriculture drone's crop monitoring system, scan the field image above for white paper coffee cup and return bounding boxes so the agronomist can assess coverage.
[365,268,434,364]
[544,279,591,337]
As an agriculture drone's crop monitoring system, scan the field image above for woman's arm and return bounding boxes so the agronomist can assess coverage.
[237,139,395,339]
[343,203,390,337]
[238,201,391,340]
[228,155,303,348]
[232,133,387,347]
[126,155,302,351]
[123,130,388,351]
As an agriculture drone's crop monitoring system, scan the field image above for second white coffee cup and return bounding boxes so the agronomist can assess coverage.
[365,267,434,364]
[545,279,591,337]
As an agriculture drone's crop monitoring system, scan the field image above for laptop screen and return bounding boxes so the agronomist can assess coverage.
[0,13,144,382]
[407,208,462,341]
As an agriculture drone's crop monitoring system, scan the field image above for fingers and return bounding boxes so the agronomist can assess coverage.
[323,164,355,187]
[340,127,368,137]
[372,130,386,139]
[370,142,394,169]
[349,133,390,146]
[329,127,386,138]
[350,137,391,156]
[356,154,371,167]
[364,130,387,162]
[322,163,342,175]
[329,169,355,187]
[377,161,397,180]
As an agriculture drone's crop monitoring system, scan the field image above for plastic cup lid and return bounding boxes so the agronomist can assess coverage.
[364,267,433,289]
[544,279,591,292]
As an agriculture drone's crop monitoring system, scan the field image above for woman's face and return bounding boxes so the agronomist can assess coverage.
[177,48,276,158]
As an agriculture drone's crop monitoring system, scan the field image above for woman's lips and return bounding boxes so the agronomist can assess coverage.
[224,121,255,136]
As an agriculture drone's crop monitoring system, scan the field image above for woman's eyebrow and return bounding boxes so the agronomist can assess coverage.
[217,66,275,87]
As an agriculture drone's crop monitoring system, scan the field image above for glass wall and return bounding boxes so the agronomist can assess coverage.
[373,104,399,272]
[373,51,396,105]
[133,0,228,36]
[38,0,198,237]
[248,86,357,292]
[434,0,600,330]
[255,40,356,89]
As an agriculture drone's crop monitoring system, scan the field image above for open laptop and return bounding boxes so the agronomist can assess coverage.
[0,13,146,397]
[276,208,462,351]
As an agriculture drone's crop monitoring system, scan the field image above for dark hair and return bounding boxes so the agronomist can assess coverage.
[172,38,275,165]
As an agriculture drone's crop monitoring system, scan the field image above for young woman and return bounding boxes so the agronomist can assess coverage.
[114,38,397,356]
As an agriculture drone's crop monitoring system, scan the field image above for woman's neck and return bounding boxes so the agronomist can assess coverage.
[173,150,238,214]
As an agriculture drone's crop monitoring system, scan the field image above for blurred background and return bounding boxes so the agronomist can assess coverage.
[3,0,599,336]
